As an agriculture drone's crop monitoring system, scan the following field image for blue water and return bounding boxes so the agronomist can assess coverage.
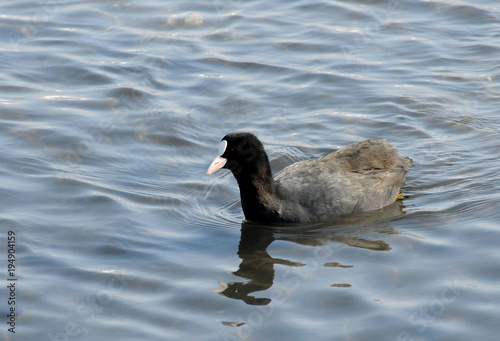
[1,1,500,340]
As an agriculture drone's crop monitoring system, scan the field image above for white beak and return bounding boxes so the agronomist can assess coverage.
[207,156,227,174]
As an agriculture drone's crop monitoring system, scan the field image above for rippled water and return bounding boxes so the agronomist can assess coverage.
[1,0,500,340]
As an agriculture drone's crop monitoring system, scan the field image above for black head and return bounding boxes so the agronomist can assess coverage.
[207,132,279,223]
[207,132,267,177]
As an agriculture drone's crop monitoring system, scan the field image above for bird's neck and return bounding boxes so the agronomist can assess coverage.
[233,161,279,222]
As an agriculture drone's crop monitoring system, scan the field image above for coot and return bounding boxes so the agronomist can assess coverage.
[207,132,412,224]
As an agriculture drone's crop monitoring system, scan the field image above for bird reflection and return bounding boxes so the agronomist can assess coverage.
[213,200,406,305]
[214,226,275,305]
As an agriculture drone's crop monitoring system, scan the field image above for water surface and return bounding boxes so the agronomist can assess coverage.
[1,1,500,340]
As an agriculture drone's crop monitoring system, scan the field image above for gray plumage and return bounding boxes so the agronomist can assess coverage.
[274,139,412,222]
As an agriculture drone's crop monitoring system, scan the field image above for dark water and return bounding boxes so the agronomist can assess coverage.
[1,0,500,340]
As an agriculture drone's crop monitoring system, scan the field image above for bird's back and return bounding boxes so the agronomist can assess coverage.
[273,140,412,222]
